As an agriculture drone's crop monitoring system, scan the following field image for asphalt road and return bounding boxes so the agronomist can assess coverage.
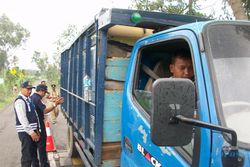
[50,108,68,151]
[0,103,21,167]
[0,102,73,167]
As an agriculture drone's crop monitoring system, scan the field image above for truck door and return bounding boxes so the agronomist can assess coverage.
[121,29,212,167]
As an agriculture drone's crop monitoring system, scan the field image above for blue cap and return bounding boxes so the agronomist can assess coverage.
[36,84,48,93]
[21,81,34,89]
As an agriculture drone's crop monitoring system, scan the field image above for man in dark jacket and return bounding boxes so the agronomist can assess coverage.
[14,81,40,167]
[31,84,63,167]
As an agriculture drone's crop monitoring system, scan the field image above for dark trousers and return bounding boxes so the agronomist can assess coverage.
[37,122,50,167]
[18,132,39,167]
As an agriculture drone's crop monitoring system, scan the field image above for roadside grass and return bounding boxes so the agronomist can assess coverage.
[0,85,16,110]
[0,95,15,110]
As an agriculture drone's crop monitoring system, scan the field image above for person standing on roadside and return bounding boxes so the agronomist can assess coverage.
[40,80,50,99]
[13,84,18,95]
[31,84,64,167]
[40,80,46,85]
[49,84,60,124]
[39,80,50,121]
[14,81,40,167]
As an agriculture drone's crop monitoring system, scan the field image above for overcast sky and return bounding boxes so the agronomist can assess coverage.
[0,0,132,69]
[0,0,225,70]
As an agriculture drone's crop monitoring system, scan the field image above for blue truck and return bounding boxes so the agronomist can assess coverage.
[60,8,250,167]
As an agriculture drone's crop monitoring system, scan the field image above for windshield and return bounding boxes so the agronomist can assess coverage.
[205,23,250,145]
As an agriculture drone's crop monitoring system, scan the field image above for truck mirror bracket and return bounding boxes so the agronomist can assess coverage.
[174,115,237,146]
[173,115,244,167]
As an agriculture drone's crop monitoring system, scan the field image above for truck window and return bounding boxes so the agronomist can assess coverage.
[133,38,197,160]
[134,39,194,114]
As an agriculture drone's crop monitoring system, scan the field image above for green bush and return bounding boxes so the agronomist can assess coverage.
[0,84,16,110]
[0,68,38,110]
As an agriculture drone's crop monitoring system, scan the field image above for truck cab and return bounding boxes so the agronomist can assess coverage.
[122,21,250,166]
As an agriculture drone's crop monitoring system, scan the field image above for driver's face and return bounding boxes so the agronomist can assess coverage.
[169,57,194,79]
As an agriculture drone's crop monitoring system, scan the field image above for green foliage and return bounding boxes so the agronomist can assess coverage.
[242,0,250,19]
[131,0,207,17]
[0,14,32,109]
[4,67,33,90]
[45,64,60,85]
[0,50,7,71]
[31,50,57,84]
[0,14,30,71]
[6,68,19,88]
[31,51,49,75]
[54,24,79,53]
[53,25,79,83]
[0,83,15,110]
[0,67,36,110]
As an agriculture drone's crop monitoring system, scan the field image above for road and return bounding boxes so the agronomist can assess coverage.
[0,103,21,167]
[0,103,76,167]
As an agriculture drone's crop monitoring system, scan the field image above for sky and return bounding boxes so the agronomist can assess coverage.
[0,0,226,70]
[0,0,132,70]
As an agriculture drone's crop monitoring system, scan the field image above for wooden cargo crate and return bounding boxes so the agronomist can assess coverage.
[105,58,129,81]
[103,90,123,142]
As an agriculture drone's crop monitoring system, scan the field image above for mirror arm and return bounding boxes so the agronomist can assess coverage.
[174,115,237,147]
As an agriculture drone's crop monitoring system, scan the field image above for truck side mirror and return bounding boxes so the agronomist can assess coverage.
[150,78,195,146]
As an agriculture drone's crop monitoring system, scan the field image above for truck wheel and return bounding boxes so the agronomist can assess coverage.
[67,124,78,157]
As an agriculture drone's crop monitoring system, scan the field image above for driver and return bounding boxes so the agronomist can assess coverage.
[169,50,194,80]
[145,49,194,91]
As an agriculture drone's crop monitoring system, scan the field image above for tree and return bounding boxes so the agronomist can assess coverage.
[131,0,205,16]
[5,67,25,90]
[31,51,56,84]
[31,25,79,85]
[219,0,249,20]
[31,51,49,76]
[227,0,248,19]
[46,64,59,84]
[242,0,250,18]
[52,24,79,84]
[54,24,79,54]
[53,24,79,68]
[0,14,30,71]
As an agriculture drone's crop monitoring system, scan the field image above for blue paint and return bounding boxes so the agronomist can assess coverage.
[94,29,107,165]
[105,58,129,81]
[104,90,123,120]
[106,58,130,66]
[103,90,123,142]
[103,120,121,142]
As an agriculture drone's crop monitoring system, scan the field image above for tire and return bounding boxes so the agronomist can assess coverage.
[67,124,78,158]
